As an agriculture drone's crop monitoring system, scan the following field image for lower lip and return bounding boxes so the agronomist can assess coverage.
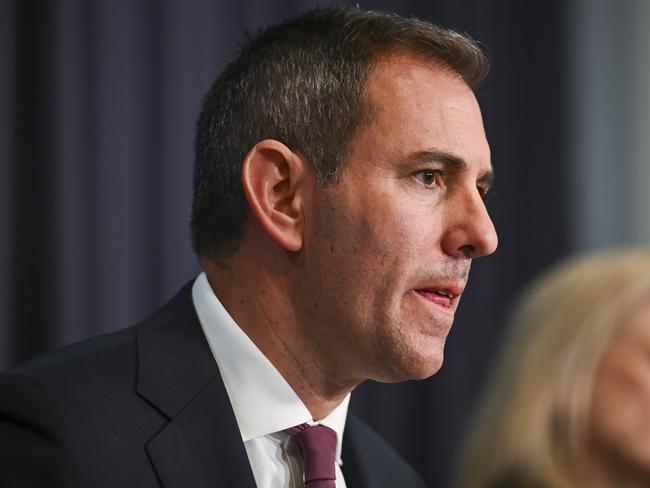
[414,290,454,315]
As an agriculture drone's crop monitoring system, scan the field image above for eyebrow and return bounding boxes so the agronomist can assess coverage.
[408,149,468,170]
[407,149,495,189]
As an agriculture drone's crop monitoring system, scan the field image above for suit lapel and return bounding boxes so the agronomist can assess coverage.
[342,417,374,488]
[145,375,255,487]
[342,416,391,488]
[136,284,256,488]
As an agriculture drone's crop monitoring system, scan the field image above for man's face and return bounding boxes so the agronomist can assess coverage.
[293,54,497,385]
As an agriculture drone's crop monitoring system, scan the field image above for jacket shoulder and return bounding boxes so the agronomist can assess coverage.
[2,281,196,389]
[0,282,198,487]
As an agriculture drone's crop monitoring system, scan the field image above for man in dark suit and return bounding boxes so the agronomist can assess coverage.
[0,7,497,487]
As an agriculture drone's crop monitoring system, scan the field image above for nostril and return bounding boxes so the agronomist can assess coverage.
[458,244,475,258]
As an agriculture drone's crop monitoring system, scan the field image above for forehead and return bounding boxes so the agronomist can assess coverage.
[358,54,491,172]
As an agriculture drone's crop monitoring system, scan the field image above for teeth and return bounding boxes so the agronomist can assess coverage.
[436,289,452,298]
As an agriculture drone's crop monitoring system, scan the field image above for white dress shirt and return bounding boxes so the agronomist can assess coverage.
[192,273,350,488]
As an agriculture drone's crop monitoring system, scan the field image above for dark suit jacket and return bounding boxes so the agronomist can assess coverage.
[0,283,426,487]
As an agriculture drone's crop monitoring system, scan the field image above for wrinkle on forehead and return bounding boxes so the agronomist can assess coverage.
[369,54,475,104]
[369,56,482,123]
[359,53,490,170]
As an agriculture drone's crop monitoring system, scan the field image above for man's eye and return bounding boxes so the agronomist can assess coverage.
[414,170,443,188]
[478,185,493,201]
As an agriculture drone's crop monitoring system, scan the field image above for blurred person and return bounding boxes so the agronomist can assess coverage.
[0,6,497,488]
[457,248,650,488]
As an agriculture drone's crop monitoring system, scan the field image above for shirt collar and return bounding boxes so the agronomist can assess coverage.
[192,273,350,463]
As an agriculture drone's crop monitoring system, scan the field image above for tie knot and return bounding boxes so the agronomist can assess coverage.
[284,423,337,487]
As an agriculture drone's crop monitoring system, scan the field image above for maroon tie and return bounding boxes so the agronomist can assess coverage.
[284,423,337,488]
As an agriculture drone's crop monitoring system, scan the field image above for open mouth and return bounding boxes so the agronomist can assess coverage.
[413,287,463,314]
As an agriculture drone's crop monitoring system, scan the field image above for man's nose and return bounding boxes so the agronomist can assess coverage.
[441,189,498,259]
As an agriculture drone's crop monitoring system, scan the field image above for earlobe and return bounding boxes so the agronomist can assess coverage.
[241,140,308,252]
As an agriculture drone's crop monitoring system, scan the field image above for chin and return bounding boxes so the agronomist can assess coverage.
[377,342,445,383]
[408,350,445,380]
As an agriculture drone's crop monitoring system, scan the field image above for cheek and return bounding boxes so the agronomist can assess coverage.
[591,356,650,464]
[307,188,444,320]
[359,193,445,264]
[322,198,413,274]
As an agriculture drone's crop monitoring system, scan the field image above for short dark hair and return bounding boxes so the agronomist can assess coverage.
[190,6,489,260]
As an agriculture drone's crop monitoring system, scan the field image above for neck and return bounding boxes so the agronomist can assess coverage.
[201,231,355,420]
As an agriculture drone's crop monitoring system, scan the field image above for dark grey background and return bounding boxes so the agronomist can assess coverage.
[3,1,646,486]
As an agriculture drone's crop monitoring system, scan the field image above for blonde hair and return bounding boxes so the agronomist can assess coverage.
[456,248,650,488]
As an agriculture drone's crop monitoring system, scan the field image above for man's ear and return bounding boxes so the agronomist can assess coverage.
[241,139,310,252]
